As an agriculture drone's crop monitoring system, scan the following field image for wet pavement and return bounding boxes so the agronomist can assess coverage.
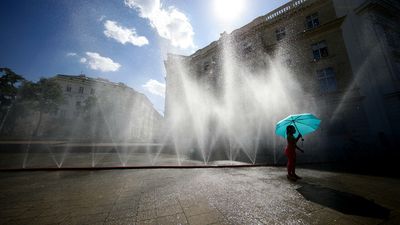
[0,142,253,169]
[0,167,399,225]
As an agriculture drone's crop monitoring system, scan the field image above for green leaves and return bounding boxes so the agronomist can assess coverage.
[0,68,24,107]
[19,78,64,113]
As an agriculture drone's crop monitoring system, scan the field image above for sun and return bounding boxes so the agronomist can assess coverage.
[213,0,245,22]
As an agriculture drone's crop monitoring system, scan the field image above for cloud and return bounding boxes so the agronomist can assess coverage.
[124,0,194,49]
[80,52,121,72]
[104,20,149,47]
[98,15,106,22]
[66,52,77,57]
[142,79,165,97]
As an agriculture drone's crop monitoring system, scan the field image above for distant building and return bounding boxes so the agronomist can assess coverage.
[165,0,400,161]
[8,74,163,142]
[51,74,163,142]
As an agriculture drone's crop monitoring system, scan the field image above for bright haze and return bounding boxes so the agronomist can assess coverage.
[0,0,289,114]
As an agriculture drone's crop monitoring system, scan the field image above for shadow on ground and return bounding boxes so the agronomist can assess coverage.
[297,182,390,219]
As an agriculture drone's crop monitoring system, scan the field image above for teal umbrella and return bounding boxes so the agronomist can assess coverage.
[275,113,321,138]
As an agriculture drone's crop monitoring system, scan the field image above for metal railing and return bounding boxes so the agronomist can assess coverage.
[265,0,309,21]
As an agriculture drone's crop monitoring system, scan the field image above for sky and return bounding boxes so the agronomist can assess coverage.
[0,0,290,115]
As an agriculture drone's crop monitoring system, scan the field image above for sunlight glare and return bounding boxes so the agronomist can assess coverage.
[213,0,245,22]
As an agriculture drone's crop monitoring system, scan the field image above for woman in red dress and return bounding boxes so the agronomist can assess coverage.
[285,125,304,180]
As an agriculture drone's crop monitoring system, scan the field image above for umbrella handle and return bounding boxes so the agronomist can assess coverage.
[293,123,303,140]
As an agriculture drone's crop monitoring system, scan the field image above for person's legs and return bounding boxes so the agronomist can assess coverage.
[287,153,294,176]
[286,154,297,180]
[292,154,302,179]
[287,159,291,175]
[291,154,296,175]
[285,149,290,175]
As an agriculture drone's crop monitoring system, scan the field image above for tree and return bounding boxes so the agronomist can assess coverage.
[19,78,64,137]
[83,96,98,118]
[0,68,24,106]
[82,96,110,140]
[0,68,24,133]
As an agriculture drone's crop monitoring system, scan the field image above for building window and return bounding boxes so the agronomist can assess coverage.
[317,67,337,92]
[66,85,72,92]
[90,88,95,95]
[312,40,329,60]
[241,42,253,55]
[306,13,319,30]
[76,101,81,107]
[59,110,66,118]
[243,46,252,55]
[275,27,286,41]
[285,59,293,67]
[79,86,84,94]
[51,109,58,116]
[203,62,210,71]
[211,56,217,64]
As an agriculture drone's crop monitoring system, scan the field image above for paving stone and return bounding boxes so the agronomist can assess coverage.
[208,220,232,225]
[307,208,343,225]
[256,216,280,225]
[137,209,157,221]
[112,202,139,211]
[106,209,137,221]
[103,217,136,225]
[136,219,157,225]
[15,208,44,219]
[156,204,183,217]
[187,211,225,225]
[39,208,71,217]
[156,198,180,208]
[348,214,385,225]
[183,204,215,217]
[32,213,69,225]
[385,210,400,224]
[61,213,108,225]
[179,199,208,208]
[0,207,27,218]
[326,216,361,225]
[138,203,156,212]
[5,218,44,225]
[157,213,188,225]
[140,193,156,203]
[179,199,198,209]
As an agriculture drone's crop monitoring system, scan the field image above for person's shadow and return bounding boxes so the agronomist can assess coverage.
[296,182,390,219]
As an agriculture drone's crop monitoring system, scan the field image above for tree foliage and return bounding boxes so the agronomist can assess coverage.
[0,68,24,108]
[19,78,64,114]
[19,78,64,136]
[83,96,98,116]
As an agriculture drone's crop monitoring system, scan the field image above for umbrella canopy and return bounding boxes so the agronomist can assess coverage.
[275,113,321,138]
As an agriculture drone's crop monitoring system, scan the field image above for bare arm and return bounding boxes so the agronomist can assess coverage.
[296,145,304,153]
[296,134,303,142]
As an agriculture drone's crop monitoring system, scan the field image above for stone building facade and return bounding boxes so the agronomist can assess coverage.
[333,0,400,147]
[6,74,163,142]
[165,0,400,162]
[51,74,163,142]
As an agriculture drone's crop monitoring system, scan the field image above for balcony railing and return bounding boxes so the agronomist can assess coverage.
[265,0,309,21]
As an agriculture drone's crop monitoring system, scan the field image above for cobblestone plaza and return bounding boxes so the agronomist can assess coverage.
[1,167,399,225]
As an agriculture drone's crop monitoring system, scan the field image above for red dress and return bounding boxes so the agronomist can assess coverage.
[285,135,297,175]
